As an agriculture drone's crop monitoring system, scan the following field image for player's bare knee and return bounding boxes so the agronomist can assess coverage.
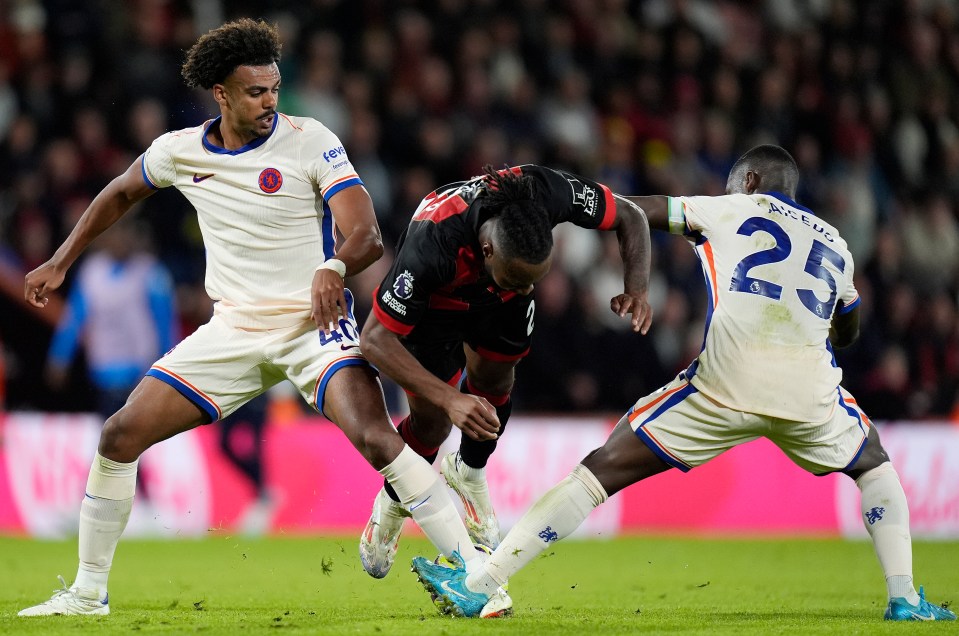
[357,427,403,470]
[98,411,148,463]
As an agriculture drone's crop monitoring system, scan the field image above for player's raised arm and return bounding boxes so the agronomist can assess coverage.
[24,155,156,308]
[606,194,655,334]
[311,185,383,331]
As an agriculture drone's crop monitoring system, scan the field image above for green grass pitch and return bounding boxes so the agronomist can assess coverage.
[0,535,956,634]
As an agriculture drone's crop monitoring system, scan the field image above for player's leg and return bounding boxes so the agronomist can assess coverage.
[846,426,954,620]
[358,388,456,577]
[440,347,517,548]
[358,322,464,576]
[320,365,481,575]
[412,375,741,615]
[19,377,209,617]
[440,296,531,548]
[457,294,532,471]
[382,322,465,501]
[769,388,954,620]
[412,416,671,616]
[280,306,479,579]
[468,417,671,591]
[20,315,273,617]
[458,348,516,468]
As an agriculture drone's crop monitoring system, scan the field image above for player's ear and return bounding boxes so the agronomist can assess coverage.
[744,170,762,194]
[212,83,228,107]
[481,242,493,259]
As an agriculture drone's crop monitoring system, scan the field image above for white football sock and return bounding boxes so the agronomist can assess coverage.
[466,464,607,594]
[74,453,138,597]
[856,461,919,605]
[380,446,481,572]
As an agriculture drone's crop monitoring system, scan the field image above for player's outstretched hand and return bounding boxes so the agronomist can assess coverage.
[311,269,349,333]
[24,260,66,308]
[610,291,653,334]
[446,393,500,441]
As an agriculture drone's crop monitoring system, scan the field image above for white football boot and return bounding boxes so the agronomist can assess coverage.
[18,576,109,617]
[441,452,501,549]
[359,486,412,578]
[479,586,513,618]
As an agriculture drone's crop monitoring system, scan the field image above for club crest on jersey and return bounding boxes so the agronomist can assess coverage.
[393,270,415,300]
[258,167,283,193]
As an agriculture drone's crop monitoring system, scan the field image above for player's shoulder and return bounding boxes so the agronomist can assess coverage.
[149,121,208,151]
[276,114,337,139]
[276,114,349,159]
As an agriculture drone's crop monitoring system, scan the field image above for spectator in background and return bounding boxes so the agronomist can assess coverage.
[3,0,959,421]
[900,193,959,296]
[45,215,176,419]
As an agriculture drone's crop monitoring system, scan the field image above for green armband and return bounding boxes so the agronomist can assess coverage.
[667,197,686,235]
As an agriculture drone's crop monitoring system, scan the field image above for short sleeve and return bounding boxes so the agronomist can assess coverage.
[141,133,177,189]
[520,165,617,230]
[837,260,860,314]
[301,120,364,201]
[668,195,713,235]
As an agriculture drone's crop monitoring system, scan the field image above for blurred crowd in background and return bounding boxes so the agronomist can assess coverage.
[0,0,958,421]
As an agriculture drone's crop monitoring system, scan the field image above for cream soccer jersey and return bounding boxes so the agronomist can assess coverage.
[667,192,860,422]
[141,113,363,329]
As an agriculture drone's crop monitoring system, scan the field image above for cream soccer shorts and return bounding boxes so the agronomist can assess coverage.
[627,373,871,475]
[146,308,368,421]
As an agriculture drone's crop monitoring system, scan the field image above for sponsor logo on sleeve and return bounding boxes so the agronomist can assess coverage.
[393,270,415,300]
[323,146,347,162]
[566,176,598,217]
[332,160,349,170]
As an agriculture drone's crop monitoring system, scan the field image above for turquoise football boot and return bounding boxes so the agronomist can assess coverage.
[884,586,956,621]
[411,551,491,618]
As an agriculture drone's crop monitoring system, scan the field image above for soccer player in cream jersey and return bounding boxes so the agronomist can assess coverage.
[412,145,956,621]
[19,18,489,617]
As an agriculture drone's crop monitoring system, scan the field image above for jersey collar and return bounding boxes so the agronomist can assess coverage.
[202,115,278,155]
[764,191,815,216]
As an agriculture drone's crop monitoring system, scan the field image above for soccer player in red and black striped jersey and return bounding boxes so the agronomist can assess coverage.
[359,165,653,580]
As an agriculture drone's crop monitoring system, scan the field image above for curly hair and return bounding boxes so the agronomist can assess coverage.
[482,165,553,264]
[181,19,282,89]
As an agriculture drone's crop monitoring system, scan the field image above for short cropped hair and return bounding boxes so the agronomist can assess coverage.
[181,18,281,89]
[728,144,800,195]
[482,165,553,264]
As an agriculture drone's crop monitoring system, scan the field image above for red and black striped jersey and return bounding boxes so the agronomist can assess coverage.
[373,164,617,336]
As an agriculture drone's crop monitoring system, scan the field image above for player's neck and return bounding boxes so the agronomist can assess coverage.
[208,117,258,151]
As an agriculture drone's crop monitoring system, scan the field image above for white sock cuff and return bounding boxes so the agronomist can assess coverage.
[855,461,897,490]
[379,445,436,505]
[86,453,139,500]
[570,464,608,507]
